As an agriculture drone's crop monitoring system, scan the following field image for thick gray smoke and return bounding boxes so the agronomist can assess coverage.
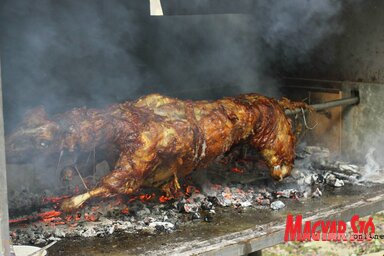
[256,0,342,70]
[0,0,345,131]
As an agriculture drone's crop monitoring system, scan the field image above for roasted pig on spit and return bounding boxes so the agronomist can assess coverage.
[6,93,308,211]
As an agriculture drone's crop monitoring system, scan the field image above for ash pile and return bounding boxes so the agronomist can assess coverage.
[8,145,380,246]
[293,145,383,190]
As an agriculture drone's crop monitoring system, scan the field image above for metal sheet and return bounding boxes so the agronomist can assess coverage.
[308,91,342,154]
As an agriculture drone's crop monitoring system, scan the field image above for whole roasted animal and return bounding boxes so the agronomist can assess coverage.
[6,93,308,211]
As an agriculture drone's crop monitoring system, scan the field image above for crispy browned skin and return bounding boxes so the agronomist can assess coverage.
[6,93,308,211]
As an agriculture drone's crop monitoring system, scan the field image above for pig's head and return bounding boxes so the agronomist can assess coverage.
[6,106,62,162]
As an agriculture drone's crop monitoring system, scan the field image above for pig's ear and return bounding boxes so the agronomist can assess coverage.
[22,106,49,127]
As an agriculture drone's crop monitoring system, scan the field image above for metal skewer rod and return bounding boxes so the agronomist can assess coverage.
[285,96,359,116]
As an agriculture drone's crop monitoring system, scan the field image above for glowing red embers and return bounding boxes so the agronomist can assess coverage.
[39,210,65,225]
[185,185,200,195]
[121,207,130,215]
[39,210,62,219]
[139,193,155,202]
[84,212,99,222]
[159,195,173,203]
[231,167,244,173]
[9,217,29,224]
[75,213,82,221]
[41,195,71,204]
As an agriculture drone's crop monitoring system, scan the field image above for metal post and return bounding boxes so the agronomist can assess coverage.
[0,60,10,256]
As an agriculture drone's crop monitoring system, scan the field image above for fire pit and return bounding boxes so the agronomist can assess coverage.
[45,178,384,255]
[2,1,384,255]
[8,139,384,255]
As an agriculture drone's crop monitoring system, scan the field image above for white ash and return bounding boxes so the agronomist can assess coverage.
[275,189,301,199]
[283,145,379,199]
[312,188,323,198]
[147,222,175,232]
[324,172,344,187]
[295,146,361,186]
[270,200,285,210]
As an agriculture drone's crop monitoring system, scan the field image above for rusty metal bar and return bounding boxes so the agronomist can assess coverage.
[285,96,359,116]
[0,60,10,255]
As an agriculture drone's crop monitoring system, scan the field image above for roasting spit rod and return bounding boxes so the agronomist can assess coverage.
[285,96,359,116]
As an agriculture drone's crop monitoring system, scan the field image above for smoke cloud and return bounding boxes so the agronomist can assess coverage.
[0,0,346,132]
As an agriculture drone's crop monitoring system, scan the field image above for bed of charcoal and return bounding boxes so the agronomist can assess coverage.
[8,145,378,246]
